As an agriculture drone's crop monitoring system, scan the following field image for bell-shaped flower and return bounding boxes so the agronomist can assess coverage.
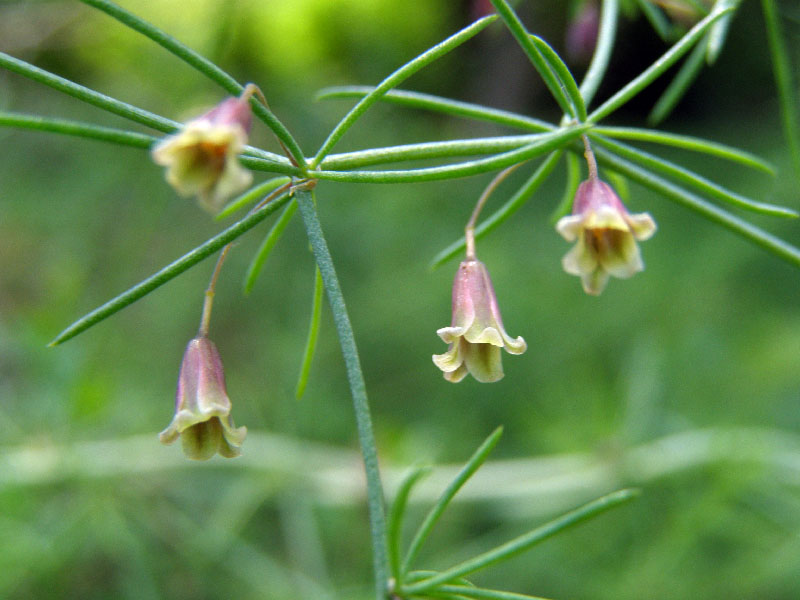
[556,178,656,295]
[433,259,526,383]
[159,336,247,460]
[152,95,253,213]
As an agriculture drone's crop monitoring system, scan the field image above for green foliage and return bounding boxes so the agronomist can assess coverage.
[2,0,800,599]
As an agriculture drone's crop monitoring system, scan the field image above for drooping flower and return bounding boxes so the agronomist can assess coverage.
[152,95,253,213]
[159,336,247,460]
[433,259,526,383]
[556,178,656,295]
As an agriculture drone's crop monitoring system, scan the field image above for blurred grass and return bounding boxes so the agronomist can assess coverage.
[1,0,799,599]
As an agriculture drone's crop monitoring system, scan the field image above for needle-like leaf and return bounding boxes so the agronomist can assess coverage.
[310,14,497,167]
[402,427,504,576]
[400,489,640,596]
[593,126,776,175]
[49,193,292,346]
[79,0,306,166]
[588,6,735,122]
[311,126,584,184]
[295,266,324,400]
[317,87,550,133]
[590,135,797,218]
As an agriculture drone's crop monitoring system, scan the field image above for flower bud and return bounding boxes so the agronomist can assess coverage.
[152,95,254,213]
[566,1,599,64]
[433,259,526,383]
[556,178,656,295]
[159,336,247,460]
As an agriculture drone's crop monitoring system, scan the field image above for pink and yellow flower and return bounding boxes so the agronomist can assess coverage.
[159,336,247,460]
[152,96,253,213]
[433,259,526,383]
[556,178,656,295]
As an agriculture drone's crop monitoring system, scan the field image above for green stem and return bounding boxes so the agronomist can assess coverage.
[296,190,389,600]
[79,0,306,167]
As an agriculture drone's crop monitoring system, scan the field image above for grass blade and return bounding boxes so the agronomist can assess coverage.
[79,0,305,166]
[400,489,640,596]
[388,467,432,580]
[316,87,550,133]
[588,6,734,122]
[402,427,504,576]
[430,151,562,268]
[295,266,324,400]
[310,15,496,167]
[648,34,709,125]
[593,126,775,174]
[311,126,584,184]
[49,193,292,346]
[243,199,298,294]
[590,135,797,218]
[762,0,800,182]
[594,147,800,268]
[489,0,577,118]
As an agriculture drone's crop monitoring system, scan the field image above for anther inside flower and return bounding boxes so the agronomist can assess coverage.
[556,178,656,295]
[152,96,253,213]
[433,259,526,383]
[159,336,247,460]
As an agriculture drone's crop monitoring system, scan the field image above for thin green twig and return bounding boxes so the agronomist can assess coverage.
[296,189,389,600]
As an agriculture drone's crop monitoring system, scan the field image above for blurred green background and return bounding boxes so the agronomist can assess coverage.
[1,0,800,598]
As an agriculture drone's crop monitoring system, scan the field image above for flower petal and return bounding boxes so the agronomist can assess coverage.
[556,215,584,242]
[581,267,610,295]
[626,212,657,241]
[462,342,504,383]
